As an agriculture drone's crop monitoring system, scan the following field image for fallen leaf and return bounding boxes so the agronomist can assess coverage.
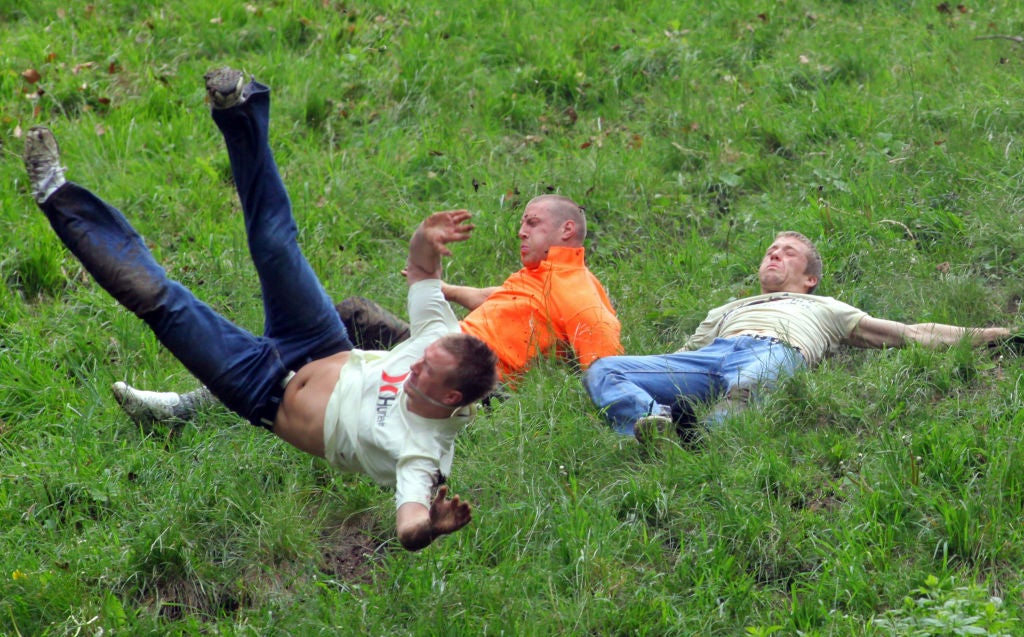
[21,69,41,84]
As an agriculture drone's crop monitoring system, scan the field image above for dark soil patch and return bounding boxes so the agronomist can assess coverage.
[320,512,389,586]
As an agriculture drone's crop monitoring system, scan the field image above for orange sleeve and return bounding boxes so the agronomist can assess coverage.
[557,272,623,368]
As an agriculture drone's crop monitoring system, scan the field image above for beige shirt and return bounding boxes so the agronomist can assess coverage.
[322,280,471,508]
[682,293,867,365]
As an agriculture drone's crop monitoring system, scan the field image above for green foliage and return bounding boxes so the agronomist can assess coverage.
[874,575,1018,636]
[4,0,1024,634]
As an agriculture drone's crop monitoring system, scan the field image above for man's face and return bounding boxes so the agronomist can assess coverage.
[758,236,818,294]
[406,341,459,406]
[518,203,565,269]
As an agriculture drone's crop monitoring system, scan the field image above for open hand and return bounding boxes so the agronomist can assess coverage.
[419,210,475,257]
[428,485,472,537]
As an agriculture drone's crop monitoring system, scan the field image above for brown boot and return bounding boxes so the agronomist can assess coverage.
[334,296,411,350]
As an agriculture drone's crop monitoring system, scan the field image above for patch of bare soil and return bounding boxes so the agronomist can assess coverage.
[133,513,389,621]
[320,511,390,586]
[141,578,246,622]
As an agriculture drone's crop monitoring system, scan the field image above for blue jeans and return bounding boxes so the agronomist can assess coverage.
[584,336,805,435]
[38,81,353,427]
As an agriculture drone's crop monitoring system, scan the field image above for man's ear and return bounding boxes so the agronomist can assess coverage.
[804,274,819,292]
[560,219,577,242]
[443,389,464,407]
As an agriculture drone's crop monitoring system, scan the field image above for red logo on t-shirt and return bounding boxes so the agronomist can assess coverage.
[380,370,409,394]
[376,369,410,425]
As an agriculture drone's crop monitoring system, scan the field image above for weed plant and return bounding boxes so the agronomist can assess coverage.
[3,1,1024,634]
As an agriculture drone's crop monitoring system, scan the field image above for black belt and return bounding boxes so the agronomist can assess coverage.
[256,370,298,429]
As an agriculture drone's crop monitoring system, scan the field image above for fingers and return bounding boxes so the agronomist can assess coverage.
[447,209,472,224]
[434,484,449,502]
[426,209,472,225]
[429,485,472,535]
[432,484,470,512]
[428,210,475,233]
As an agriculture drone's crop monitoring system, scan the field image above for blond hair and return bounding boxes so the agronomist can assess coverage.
[776,231,822,293]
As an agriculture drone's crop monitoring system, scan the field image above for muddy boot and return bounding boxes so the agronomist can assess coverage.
[204,66,251,109]
[334,296,411,350]
[111,382,216,425]
[24,126,66,204]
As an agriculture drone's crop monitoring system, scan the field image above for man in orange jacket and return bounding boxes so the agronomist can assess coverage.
[114,194,623,424]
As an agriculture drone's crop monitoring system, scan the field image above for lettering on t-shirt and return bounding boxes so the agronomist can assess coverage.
[722,295,819,333]
[376,369,409,426]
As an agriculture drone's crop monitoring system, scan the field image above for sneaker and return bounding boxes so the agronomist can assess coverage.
[23,126,66,204]
[203,67,248,109]
[111,381,213,425]
[633,414,673,445]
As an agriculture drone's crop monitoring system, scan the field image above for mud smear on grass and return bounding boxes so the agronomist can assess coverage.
[319,511,389,586]
[135,513,389,621]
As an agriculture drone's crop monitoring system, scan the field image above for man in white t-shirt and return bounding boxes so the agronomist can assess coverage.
[23,67,499,551]
[584,231,1010,441]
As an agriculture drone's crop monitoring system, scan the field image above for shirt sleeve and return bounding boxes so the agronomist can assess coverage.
[406,279,461,339]
[560,276,623,368]
[394,457,441,509]
[563,306,623,368]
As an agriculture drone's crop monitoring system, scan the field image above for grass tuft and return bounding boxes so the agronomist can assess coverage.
[4,0,1024,633]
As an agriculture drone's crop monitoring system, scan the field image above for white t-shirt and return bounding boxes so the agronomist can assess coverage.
[321,279,471,508]
[683,293,868,365]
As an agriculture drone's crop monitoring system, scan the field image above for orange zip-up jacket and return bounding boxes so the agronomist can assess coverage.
[459,246,623,380]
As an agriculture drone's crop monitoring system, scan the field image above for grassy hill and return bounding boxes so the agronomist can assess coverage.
[3,1,1024,634]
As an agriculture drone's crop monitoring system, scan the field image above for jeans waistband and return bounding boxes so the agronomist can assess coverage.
[734,334,804,359]
[254,370,298,430]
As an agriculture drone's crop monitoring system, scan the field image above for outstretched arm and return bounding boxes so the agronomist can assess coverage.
[847,316,1010,349]
[395,485,472,551]
[442,284,501,311]
[405,210,474,285]
[396,273,498,310]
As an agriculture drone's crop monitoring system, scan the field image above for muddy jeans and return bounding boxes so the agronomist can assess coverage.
[37,80,353,427]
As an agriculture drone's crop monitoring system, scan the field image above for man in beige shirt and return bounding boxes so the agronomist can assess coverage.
[585,231,1010,441]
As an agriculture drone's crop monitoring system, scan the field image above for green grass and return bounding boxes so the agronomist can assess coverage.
[4,0,1024,634]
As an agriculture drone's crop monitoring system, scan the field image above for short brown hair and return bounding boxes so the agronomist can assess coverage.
[438,333,499,405]
[776,230,822,293]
